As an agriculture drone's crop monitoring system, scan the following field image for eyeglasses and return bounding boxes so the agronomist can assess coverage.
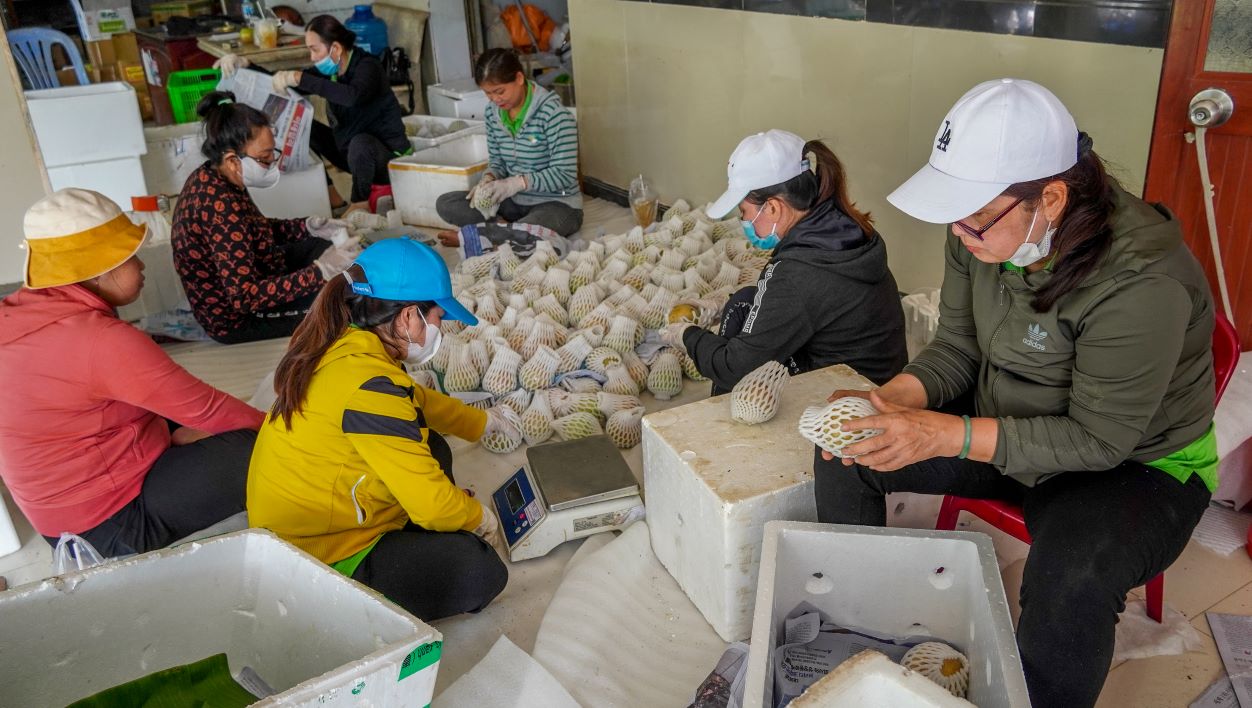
[242,148,282,168]
[953,197,1023,241]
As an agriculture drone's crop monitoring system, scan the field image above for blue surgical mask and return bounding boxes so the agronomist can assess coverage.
[314,53,339,76]
[741,206,780,250]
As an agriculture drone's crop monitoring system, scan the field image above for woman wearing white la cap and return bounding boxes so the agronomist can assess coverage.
[662,129,906,393]
[0,189,264,559]
[822,79,1216,706]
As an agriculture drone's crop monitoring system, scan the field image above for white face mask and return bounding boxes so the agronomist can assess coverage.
[404,310,441,366]
[1007,205,1057,268]
[240,156,281,189]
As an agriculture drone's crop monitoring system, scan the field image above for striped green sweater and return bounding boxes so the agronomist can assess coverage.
[485,83,582,209]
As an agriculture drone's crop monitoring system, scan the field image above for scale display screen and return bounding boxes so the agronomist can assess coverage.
[492,467,545,548]
[504,479,526,515]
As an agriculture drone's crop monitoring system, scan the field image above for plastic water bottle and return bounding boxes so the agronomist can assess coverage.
[241,0,260,21]
[345,5,389,56]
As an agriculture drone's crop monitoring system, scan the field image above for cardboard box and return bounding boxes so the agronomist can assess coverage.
[70,0,137,41]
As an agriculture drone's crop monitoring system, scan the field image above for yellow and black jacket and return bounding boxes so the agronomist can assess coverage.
[247,328,488,564]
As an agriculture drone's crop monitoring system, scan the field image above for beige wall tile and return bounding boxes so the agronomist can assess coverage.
[569,0,1164,290]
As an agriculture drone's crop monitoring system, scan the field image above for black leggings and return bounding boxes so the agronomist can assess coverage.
[45,429,258,558]
[349,431,508,621]
[209,238,329,345]
[814,452,1211,708]
[310,122,395,203]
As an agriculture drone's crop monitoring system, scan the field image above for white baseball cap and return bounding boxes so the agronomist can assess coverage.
[888,78,1079,224]
[707,129,808,219]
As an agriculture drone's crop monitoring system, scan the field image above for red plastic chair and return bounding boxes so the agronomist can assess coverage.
[936,312,1240,623]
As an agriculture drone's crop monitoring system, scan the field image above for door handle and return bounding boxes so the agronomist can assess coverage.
[1190,88,1235,128]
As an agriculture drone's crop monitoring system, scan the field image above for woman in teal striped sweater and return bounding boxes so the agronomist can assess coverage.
[436,49,581,257]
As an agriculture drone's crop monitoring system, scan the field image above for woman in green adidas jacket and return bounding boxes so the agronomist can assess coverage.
[435,49,581,258]
[820,79,1216,708]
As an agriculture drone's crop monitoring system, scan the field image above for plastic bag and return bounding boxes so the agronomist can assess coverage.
[54,532,106,574]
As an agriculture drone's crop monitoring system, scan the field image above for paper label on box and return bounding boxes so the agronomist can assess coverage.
[399,640,441,682]
[98,11,126,33]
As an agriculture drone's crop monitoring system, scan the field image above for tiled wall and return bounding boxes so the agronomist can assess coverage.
[569,0,1166,291]
[619,0,1171,47]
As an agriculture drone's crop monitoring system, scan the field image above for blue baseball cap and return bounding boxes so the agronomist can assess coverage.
[350,238,478,325]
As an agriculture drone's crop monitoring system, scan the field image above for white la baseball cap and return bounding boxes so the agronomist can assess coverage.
[888,78,1079,224]
[707,129,808,219]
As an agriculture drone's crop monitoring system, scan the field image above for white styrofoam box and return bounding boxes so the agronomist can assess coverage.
[789,649,974,708]
[25,83,146,168]
[642,364,874,643]
[140,123,206,195]
[403,114,487,150]
[427,79,491,121]
[249,162,333,219]
[0,492,20,558]
[47,157,148,213]
[744,522,1029,708]
[389,133,490,229]
[0,529,442,706]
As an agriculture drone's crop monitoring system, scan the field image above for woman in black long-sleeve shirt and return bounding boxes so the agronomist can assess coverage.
[269,15,410,212]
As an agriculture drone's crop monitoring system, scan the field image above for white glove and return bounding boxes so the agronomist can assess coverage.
[660,323,693,354]
[484,405,522,438]
[473,499,508,557]
[344,210,388,232]
[213,53,250,78]
[313,238,361,280]
[305,216,352,245]
[271,70,302,93]
[466,173,497,207]
[481,175,527,206]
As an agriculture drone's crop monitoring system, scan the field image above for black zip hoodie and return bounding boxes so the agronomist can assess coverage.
[684,199,908,390]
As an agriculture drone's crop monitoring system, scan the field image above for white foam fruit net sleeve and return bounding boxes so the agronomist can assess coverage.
[797,396,884,457]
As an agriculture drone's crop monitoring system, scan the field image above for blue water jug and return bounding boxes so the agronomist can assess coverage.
[345,5,389,56]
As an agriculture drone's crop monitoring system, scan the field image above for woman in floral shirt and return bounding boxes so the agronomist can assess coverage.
[172,91,358,343]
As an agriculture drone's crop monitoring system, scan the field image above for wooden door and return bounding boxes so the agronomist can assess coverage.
[1144,0,1252,345]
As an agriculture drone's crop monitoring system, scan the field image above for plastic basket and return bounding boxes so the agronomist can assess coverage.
[167,68,221,124]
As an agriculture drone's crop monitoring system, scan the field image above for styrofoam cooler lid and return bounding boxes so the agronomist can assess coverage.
[429,78,487,99]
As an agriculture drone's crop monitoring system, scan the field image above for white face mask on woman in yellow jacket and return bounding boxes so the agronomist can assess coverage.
[247,327,488,565]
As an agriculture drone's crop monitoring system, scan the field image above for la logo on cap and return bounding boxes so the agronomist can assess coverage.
[936,120,953,152]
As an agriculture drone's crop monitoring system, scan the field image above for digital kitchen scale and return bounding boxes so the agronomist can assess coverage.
[491,435,644,562]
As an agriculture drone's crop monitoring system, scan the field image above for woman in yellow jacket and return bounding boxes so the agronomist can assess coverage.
[248,238,517,620]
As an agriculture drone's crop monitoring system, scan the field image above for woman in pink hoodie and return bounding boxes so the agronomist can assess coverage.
[0,189,264,558]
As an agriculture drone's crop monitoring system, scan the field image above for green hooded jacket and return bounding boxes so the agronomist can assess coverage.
[905,184,1216,487]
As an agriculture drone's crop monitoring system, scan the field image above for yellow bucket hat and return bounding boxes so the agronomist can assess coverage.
[23,189,147,289]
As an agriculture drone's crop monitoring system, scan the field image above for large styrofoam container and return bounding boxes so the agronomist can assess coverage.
[25,83,146,168]
[389,133,489,229]
[426,79,491,120]
[643,364,873,643]
[140,123,206,195]
[744,522,1029,708]
[47,156,148,213]
[0,529,442,707]
[403,114,486,150]
[249,162,333,219]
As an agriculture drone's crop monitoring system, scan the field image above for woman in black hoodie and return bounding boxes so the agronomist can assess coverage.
[663,130,907,394]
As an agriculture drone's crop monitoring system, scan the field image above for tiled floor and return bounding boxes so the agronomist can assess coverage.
[2,194,1250,705]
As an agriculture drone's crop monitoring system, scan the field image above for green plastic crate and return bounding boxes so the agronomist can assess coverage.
[167,68,221,124]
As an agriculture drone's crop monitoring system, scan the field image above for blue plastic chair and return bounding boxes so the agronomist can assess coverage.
[8,28,90,90]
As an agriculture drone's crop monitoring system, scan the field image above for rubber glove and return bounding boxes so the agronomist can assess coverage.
[271,70,302,93]
[473,499,508,557]
[313,238,361,279]
[483,405,523,440]
[213,53,250,78]
[466,173,497,207]
[482,175,527,205]
[659,322,693,354]
[305,216,352,244]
